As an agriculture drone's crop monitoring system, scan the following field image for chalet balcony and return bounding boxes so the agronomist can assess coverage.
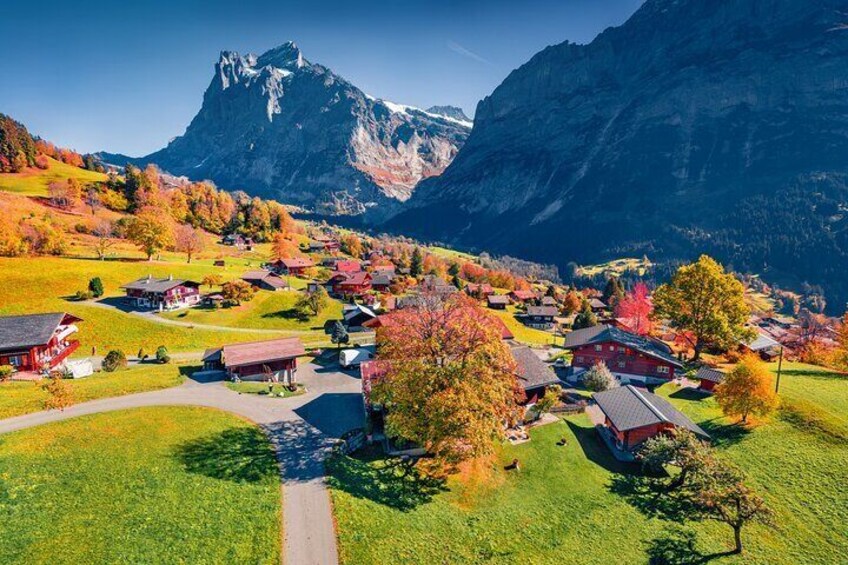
[46,340,80,368]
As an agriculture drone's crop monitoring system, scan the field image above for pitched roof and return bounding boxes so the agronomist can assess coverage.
[222,337,305,368]
[540,296,557,306]
[335,271,372,287]
[0,313,80,350]
[589,298,607,309]
[527,305,558,317]
[364,307,514,340]
[695,366,726,384]
[242,270,288,289]
[745,331,781,352]
[487,294,510,305]
[344,304,377,322]
[371,273,393,286]
[335,260,362,272]
[564,324,683,368]
[511,345,561,391]
[276,257,314,269]
[510,290,537,301]
[121,276,199,293]
[593,385,709,438]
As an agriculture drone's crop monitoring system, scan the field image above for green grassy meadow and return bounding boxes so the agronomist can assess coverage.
[0,256,329,354]
[0,363,185,419]
[489,305,555,347]
[328,362,848,564]
[0,406,281,564]
[0,158,107,196]
[160,287,343,331]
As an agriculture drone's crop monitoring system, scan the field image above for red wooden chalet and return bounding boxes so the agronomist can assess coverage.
[0,313,82,373]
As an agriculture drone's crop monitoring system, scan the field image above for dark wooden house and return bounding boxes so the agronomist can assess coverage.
[203,337,305,382]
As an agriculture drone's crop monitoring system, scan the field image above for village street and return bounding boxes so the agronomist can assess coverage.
[0,361,365,565]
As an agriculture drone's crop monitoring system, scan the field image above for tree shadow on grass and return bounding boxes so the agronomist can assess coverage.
[670,387,711,401]
[261,308,309,322]
[173,427,279,483]
[565,419,641,475]
[777,368,847,381]
[697,419,750,448]
[609,473,698,522]
[325,447,446,512]
[645,526,737,565]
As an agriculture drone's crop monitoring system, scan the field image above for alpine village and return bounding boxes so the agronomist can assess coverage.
[0,2,847,564]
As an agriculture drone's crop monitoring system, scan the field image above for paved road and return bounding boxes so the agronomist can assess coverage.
[0,361,365,565]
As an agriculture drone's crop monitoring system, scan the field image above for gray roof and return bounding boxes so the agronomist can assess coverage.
[589,298,607,309]
[540,296,557,306]
[487,294,510,304]
[0,313,73,350]
[511,345,561,391]
[594,385,709,439]
[527,305,558,317]
[745,332,781,352]
[564,324,683,369]
[121,276,199,293]
[371,273,393,286]
[695,366,726,384]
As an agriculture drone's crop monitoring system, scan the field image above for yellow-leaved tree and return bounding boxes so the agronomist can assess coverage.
[715,354,778,424]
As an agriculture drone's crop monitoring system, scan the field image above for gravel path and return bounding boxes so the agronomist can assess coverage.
[0,361,364,565]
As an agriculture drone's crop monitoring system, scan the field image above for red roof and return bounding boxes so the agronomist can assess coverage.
[335,260,362,272]
[277,257,314,269]
[335,271,372,287]
[222,337,305,368]
[510,290,537,301]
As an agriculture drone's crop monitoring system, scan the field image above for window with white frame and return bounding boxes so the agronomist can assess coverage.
[657,366,670,374]
[594,345,602,352]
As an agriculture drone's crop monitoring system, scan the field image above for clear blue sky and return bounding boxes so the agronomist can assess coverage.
[0,0,643,156]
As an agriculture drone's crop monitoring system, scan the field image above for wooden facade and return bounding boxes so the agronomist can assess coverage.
[571,341,677,381]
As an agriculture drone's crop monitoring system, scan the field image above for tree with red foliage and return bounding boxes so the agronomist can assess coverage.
[615,282,654,335]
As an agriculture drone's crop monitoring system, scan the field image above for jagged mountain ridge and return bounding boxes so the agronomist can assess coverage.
[124,42,471,214]
[386,0,848,310]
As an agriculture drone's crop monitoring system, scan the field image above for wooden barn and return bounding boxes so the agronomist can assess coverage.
[203,337,305,382]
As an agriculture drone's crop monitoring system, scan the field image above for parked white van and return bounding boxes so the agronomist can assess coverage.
[339,348,372,368]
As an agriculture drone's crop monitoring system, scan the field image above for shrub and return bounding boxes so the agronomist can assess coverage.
[74,290,93,301]
[0,364,14,382]
[155,346,170,364]
[34,154,50,170]
[583,361,616,392]
[102,350,127,372]
[88,276,104,298]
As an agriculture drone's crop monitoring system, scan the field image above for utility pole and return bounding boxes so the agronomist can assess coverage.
[774,346,784,394]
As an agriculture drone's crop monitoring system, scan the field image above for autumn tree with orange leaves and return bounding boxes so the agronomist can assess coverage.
[371,295,522,471]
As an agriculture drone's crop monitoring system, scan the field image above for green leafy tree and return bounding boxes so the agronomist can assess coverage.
[639,428,712,491]
[532,384,562,420]
[155,346,170,364]
[572,299,598,329]
[602,276,625,306]
[652,255,753,360]
[0,365,13,382]
[694,458,772,554]
[410,247,423,278]
[331,320,349,349]
[88,276,104,298]
[583,361,615,392]
[101,350,127,372]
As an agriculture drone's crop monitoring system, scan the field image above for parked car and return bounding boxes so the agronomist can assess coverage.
[340,348,373,368]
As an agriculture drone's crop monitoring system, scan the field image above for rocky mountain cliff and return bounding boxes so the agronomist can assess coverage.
[125,42,470,214]
[387,0,848,310]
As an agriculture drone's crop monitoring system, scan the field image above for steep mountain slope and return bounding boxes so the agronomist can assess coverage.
[387,0,848,309]
[126,42,470,214]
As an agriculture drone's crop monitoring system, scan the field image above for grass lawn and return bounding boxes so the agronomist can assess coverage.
[490,305,555,346]
[0,256,306,353]
[0,363,185,419]
[0,158,107,196]
[0,406,281,563]
[160,289,343,331]
[226,381,307,397]
[328,363,848,564]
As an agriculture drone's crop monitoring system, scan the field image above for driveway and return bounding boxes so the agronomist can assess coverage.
[0,361,364,565]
